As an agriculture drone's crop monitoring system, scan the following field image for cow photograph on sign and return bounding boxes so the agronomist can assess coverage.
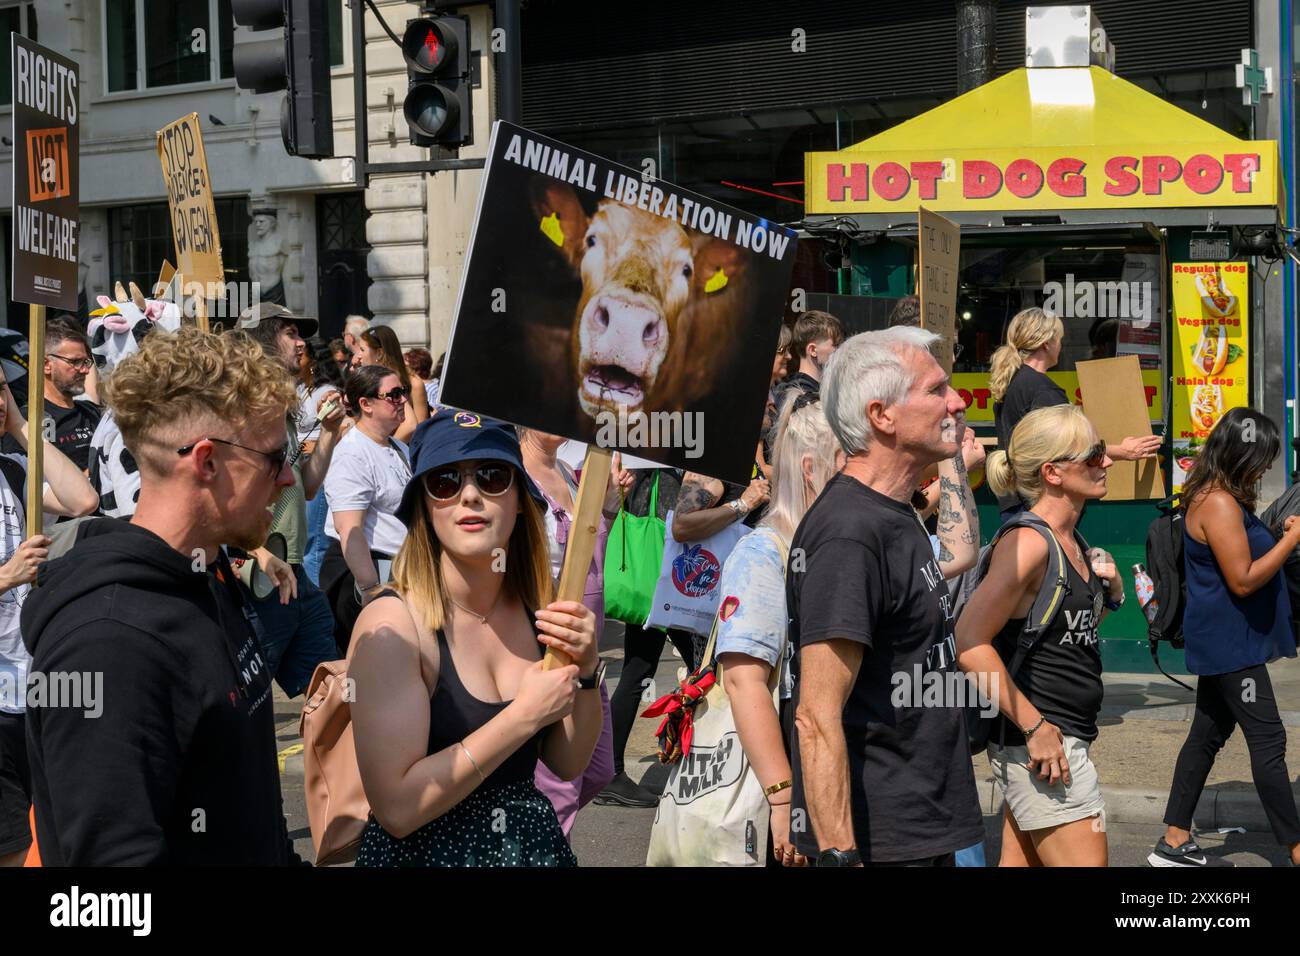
[439,122,798,484]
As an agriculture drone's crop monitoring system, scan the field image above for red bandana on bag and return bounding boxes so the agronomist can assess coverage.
[640,665,718,764]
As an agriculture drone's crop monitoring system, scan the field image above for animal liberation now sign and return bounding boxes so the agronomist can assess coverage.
[156,112,223,289]
[10,35,79,312]
[439,121,798,484]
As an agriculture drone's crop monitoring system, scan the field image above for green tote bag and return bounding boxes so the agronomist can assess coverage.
[603,472,665,627]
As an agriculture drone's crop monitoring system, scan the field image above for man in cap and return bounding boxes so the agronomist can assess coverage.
[232,303,346,697]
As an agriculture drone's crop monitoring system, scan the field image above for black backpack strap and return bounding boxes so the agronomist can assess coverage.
[988,512,1071,678]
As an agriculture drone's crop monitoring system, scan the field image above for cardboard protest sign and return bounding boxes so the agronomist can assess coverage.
[156,113,223,300]
[10,35,79,312]
[1077,355,1165,500]
[439,121,798,486]
[918,207,959,374]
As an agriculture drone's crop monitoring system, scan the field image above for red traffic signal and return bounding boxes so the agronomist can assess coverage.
[403,19,457,74]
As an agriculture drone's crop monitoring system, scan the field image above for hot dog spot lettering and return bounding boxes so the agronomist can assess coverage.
[807,147,1276,213]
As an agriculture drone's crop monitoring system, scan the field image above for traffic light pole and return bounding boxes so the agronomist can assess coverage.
[351,0,499,186]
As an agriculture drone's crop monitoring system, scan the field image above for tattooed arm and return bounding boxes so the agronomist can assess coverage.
[671,471,767,542]
[935,450,980,580]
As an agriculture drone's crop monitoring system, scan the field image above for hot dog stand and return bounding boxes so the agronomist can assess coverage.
[800,27,1286,671]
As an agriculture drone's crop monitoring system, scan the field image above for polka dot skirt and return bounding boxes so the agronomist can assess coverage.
[355,779,578,868]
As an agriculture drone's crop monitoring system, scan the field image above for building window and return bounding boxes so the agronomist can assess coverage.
[105,0,235,93]
[109,198,251,316]
[0,3,40,106]
[329,0,345,68]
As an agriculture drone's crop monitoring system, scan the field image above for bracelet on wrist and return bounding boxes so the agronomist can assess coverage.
[763,778,792,797]
[1022,715,1047,738]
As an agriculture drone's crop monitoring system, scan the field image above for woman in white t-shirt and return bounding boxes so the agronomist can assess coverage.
[320,365,412,653]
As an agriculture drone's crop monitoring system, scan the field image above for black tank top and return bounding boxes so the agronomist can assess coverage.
[992,551,1105,744]
[427,626,547,790]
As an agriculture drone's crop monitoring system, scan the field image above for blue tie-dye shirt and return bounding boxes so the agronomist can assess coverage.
[714,525,793,700]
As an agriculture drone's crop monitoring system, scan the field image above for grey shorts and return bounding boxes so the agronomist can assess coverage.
[987,734,1105,832]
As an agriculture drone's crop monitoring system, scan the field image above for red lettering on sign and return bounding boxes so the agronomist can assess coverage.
[1223,153,1260,193]
[963,160,1002,199]
[910,161,943,201]
[826,163,868,202]
[872,161,910,202]
[1047,157,1087,197]
[1144,385,1157,407]
[1005,158,1044,199]
[1142,155,1182,195]
[1103,155,1140,196]
[1183,154,1224,195]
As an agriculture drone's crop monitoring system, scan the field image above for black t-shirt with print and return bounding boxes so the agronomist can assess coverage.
[787,474,983,862]
[43,398,102,472]
[992,543,1105,744]
[993,366,1069,509]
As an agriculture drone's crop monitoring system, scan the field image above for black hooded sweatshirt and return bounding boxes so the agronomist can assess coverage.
[21,518,297,865]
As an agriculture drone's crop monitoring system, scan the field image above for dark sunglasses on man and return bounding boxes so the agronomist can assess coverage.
[423,462,515,501]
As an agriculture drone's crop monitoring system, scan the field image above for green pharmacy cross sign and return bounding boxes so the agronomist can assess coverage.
[1235,48,1273,107]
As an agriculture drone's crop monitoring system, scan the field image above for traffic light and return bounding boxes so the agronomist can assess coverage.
[402,16,473,149]
[231,0,334,159]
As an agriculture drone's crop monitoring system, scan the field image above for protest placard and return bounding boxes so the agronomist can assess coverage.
[11,35,80,535]
[1077,355,1165,500]
[157,113,223,330]
[439,120,798,487]
[918,207,959,374]
[440,121,797,667]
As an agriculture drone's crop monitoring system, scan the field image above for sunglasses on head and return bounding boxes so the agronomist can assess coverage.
[1056,440,1107,468]
[423,462,515,501]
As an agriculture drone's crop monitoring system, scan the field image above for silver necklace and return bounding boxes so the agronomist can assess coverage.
[448,589,503,625]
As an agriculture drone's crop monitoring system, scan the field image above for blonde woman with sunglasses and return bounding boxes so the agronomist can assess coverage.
[956,404,1121,867]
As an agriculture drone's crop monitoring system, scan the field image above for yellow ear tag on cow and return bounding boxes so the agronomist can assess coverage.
[540,213,565,248]
[705,268,728,294]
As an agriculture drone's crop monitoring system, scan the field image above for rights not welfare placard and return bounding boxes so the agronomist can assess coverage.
[439,121,798,485]
[10,35,79,312]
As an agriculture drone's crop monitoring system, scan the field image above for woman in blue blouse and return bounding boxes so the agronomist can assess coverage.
[1151,408,1300,867]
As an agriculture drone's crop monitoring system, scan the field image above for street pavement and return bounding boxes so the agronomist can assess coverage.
[275,623,1300,867]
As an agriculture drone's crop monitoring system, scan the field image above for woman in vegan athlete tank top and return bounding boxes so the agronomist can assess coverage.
[347,416,604,867]
[956,405,1124,867]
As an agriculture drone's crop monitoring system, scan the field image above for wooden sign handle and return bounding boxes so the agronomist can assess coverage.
[194,294,209,334]
[542,445,614,670]
[26,305,45,539]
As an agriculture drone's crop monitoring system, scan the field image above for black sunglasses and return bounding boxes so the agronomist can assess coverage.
[1055,440,1107,469]
[423,463,515,501]
[177,437,290,476]
[373,386,409,405]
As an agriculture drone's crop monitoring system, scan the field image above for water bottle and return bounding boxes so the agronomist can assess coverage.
[1133,563,1159,624]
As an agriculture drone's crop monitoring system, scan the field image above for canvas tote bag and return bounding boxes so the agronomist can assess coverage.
[646,510,749,635]
[645,535,789,867]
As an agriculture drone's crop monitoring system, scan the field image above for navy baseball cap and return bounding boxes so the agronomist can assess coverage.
[397,410,547,526]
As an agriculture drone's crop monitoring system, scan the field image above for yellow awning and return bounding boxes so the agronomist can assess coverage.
[805,67,1280,216]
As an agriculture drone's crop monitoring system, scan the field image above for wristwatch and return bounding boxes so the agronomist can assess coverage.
[1103,588,1125,612]
[728,499,749,519]
[578,659,606,690]
[816,847,861,867]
